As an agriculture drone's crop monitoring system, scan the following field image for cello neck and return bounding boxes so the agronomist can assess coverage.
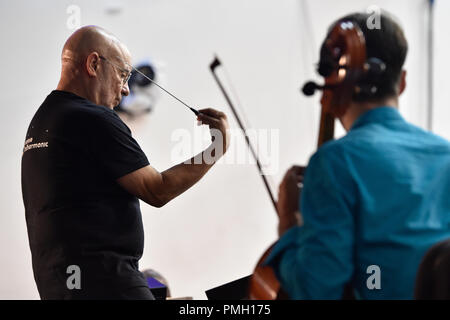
[317,109,335,148]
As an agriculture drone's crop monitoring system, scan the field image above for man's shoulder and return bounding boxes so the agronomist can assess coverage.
[410,126,450,150]
[309,121,450,174]
[313,136,349,160]
[319,120,450,156]
[43,90,122,124]
[309,126,390,169]
[307,139,349,175]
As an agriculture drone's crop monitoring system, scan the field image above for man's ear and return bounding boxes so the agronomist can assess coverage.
[398,70,406,95]
[86,52,100,77]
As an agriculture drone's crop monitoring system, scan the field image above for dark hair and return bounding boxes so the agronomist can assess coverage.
[331,11,408,102]
[415,239,450,299]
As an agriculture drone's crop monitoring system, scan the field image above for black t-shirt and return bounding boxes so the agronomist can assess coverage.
[21,90,150,299]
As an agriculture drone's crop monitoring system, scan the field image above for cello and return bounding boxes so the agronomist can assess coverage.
[210,19,385,299]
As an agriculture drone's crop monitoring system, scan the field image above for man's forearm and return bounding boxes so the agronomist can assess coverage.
[156,143,221,205]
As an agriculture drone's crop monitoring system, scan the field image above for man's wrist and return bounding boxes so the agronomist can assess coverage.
[278,219,297,237]
[278,211,302,237]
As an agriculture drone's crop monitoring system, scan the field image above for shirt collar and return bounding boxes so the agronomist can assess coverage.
[350,106,404,131]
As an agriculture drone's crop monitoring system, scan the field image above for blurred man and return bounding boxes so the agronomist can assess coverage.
[267,12,450,299]
[21,26,229,299]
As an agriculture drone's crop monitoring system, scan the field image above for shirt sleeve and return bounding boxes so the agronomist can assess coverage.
[265,146,356,299]
[88,109,150,180]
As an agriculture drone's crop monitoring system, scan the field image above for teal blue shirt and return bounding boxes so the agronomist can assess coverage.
[266,107,450,299]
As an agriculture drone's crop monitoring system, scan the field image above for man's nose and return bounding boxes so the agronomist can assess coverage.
[122,82,130,96]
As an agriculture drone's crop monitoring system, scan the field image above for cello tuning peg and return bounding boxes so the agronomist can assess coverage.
[302,81,321,96]
[301,81,336,96]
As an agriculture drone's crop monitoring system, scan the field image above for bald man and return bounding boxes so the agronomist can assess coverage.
[21,26,229,300]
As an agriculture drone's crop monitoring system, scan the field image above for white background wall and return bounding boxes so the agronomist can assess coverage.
[0,0,448,299]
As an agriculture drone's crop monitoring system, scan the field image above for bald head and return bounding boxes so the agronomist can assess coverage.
[62,26,130,67]
[57,26,132,108]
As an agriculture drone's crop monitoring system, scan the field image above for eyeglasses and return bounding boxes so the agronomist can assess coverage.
[99,55,132,87]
